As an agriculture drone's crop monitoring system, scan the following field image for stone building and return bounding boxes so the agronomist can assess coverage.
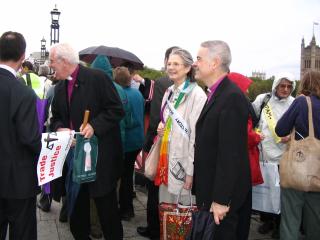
[252,71,266,80]
[301,35,320,79]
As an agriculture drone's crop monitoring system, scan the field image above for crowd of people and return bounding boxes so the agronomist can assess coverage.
[0,30,320,240]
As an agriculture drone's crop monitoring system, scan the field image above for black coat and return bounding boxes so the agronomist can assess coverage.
[0,68,41,199]
[51,65,124,197]
[194,77,251,212]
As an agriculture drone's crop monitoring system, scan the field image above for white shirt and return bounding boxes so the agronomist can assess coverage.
[0,64,17,77]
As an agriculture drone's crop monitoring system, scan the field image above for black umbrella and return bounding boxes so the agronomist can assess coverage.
[79,45,144,70]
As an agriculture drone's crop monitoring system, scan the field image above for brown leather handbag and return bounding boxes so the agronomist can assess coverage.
[280,96,320,192]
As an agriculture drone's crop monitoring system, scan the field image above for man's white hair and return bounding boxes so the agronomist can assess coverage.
[51,43,79,64]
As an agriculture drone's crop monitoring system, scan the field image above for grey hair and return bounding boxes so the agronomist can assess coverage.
[170,48,193,67]
[201,40,232,72]
[169,48,195,81]
[50,43,79,64]
[38,64,50,76]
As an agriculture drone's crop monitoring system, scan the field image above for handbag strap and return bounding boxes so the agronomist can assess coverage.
[176,187,193,207]
[306,96,315,138]
[290,96,314,142]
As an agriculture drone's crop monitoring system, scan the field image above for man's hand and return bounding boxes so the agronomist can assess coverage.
[210,202,230,225]
[57,128,76,147]
[183,175,193,190]
[259,133,265,141]
[80,123,94,139]
[132,74,144,83]
[280,135,290,143]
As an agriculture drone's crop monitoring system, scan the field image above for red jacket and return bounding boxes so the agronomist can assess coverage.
[247,117,263,185]
[228,72,263,186]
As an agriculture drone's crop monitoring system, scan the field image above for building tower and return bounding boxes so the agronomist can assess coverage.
[50,5,61,46]
[300,35,320,79]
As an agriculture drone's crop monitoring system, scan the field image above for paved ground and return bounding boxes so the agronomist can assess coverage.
[32,185,278,240]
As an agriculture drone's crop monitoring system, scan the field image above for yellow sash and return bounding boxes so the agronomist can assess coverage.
[263,102,281,143]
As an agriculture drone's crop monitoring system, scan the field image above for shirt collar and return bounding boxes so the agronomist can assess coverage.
[207,74,226,102]
[0,64,17,77]
[69,65,80,81]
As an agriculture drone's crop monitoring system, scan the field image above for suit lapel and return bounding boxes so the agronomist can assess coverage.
[197,78,229,122]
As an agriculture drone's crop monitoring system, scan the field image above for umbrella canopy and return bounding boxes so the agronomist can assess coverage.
[79,45,144,70]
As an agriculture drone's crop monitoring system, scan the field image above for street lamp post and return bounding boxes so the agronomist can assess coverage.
[41,37,46,63]
[50,5,61,46]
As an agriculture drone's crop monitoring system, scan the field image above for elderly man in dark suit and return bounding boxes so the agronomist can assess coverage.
[193,40,251,240]
[49,43,125,239]
[0,31,41,239]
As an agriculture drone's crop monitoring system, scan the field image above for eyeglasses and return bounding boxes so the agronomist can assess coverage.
[278,84,293,90]
[166,62,185,68]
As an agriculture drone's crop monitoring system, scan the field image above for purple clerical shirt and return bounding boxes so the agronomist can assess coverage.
[67,65,79,104]
[67,65,80,129]
[206,75,226,103]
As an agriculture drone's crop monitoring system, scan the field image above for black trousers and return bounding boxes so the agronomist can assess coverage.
[146,178,160,235]
[214,192,252,240]
[260,212,280,227]
[70,185,123,240]
[119,149,140,214]
[236,190,252,240]
[0,197,37,240]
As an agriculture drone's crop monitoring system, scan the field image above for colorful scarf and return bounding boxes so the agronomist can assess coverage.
[154,80,189,186]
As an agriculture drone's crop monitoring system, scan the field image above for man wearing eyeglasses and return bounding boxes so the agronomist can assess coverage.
[252,73,296,239]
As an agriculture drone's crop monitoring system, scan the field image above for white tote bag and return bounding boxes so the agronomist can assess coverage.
[252,161,280,214]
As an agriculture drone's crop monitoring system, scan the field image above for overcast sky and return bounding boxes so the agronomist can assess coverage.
[1,0,319,79]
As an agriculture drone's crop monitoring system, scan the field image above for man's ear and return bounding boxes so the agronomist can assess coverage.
[19,53,25,63]
[17,54,26,71]
[211,57,220,70]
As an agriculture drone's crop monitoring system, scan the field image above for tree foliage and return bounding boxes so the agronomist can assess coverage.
[138,66,165,80]
[248,77,273,101]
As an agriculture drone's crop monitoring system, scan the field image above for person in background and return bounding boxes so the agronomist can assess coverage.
[49,43,124,240]
[228,72,264,240]
[252,72,296,239]
[21,60,43,98]
[136,46,178,240]
[90,55,134,238]
[155,48,207,205]
[38,64,52,99]
[276,71,320,240]
[123,62,155,143]
[91,55,134,147]
[36,64,55,213]
[0,31,41,239]
[114,66,145,221]
[193,40,251,239]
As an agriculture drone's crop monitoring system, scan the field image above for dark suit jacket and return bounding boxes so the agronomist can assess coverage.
[194,77,251,212]
[143,76,173,152]
[139,77,153,114]
[51,64,124,197]
[0,68,41,199]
